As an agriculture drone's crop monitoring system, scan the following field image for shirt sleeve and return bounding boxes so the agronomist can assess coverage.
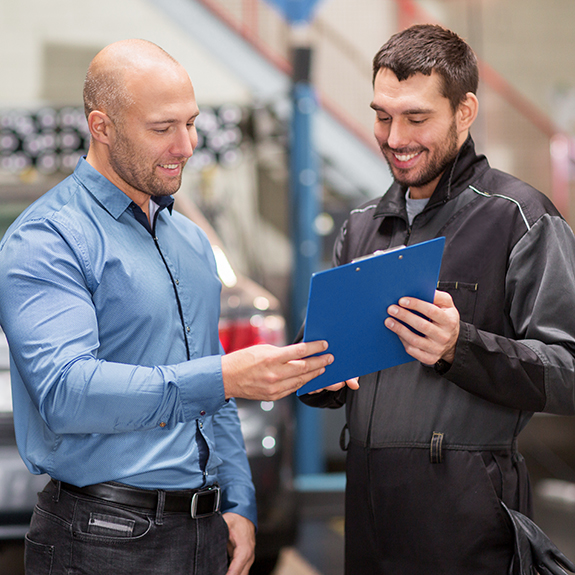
[0,219,227,436]
[211,398,257,527]
[445,214,575,415]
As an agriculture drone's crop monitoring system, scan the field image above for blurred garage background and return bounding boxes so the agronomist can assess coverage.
[1,1,575,573]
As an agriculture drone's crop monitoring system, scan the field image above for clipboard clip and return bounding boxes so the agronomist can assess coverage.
[352,245,406,264]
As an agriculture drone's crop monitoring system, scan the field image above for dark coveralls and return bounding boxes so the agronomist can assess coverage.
[301,137,575,574]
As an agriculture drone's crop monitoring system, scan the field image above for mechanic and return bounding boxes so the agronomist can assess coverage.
[301,24,575,574]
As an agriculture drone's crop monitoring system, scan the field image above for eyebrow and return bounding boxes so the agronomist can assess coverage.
[147,112,200,126]
[370,103,434,116]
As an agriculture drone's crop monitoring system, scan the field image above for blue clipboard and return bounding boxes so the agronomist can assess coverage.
[297,237,445,395]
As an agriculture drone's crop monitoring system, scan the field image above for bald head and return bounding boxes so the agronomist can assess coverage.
[83,39,181,124]
[83,39,199,206]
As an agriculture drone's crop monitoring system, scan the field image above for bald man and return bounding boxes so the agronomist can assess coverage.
[0,40,332,575]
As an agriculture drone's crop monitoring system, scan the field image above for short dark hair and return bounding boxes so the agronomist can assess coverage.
[373,24,478,111]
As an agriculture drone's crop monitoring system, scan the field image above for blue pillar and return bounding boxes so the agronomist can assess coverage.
[289,47,325,476]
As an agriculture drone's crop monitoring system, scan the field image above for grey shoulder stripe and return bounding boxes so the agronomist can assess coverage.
[350,205,377,215]
[468,185,531,231]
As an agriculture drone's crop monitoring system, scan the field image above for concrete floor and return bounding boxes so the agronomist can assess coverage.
[272,548,323,575]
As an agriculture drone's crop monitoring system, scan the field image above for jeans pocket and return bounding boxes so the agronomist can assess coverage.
[72,499,151,542]
[87,513,135,537]
[70,504,153,574]
[25,534,55,574]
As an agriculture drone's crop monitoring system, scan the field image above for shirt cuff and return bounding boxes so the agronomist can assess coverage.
[220,482,258,529]
[175,355,226,421]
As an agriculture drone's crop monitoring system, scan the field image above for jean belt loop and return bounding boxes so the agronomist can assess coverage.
[53,479,61,503]
[155,489,166,526]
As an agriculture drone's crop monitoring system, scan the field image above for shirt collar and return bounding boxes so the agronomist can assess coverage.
[72,157,175,220]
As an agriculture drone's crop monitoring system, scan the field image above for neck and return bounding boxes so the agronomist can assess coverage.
[408,175,442,200]
[86,146,151,220]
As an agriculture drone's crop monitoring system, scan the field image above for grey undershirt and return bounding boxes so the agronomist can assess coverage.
[405,189,429,226]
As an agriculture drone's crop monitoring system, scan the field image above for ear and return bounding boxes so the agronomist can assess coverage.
[456,92,479,133]
[87,110,115,145]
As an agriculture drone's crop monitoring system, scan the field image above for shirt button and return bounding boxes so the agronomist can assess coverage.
[159,422,166,428]
[200,410,206,416]
[186,326,191,333]
[175,279,180,285]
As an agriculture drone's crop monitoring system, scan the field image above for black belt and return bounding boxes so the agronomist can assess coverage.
[57,480,221,518]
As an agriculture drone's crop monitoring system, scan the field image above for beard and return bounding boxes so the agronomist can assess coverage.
[381,117,459,190]
[108,129,184,198]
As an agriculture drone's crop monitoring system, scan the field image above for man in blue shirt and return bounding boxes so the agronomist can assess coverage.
[0,39,332,575]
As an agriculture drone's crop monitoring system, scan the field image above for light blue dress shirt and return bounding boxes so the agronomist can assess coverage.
[0,158,256,525]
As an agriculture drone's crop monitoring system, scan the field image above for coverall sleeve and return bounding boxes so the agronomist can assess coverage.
[445,214,575,414]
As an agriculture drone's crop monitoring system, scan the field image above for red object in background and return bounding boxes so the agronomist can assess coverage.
[219,315,286,353]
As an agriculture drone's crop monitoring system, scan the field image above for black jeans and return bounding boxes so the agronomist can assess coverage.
[25,480,229,575]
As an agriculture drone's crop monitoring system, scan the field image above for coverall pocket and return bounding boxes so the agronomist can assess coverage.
[437,280,478,323]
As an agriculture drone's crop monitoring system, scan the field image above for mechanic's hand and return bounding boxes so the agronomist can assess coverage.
[221,341,334,400]
[223,512,256,575]
[384,290,459,365]
[308,377,360,394]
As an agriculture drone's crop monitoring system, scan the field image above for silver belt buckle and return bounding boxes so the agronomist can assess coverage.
[190,485,221,518]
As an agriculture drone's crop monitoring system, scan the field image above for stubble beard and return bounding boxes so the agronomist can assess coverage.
[109,130,184,198]
[382,118,459,190]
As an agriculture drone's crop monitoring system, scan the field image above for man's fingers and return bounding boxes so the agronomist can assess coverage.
[275,353,338,398]
[280,339,329,361]
[385,291,460,365]
[346,377,360,390]
[279,364,332,395]
[226,552,251,575]
[288,351,334,375]
[270,345,333,387]
[308,377,360,395]
[223,512,255,575]
[221,342,334,401]
[385,315,425,343]
[393,290,456,325]
[432,289,455,308]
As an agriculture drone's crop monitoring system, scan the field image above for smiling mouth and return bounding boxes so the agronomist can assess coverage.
[393,151,421,163]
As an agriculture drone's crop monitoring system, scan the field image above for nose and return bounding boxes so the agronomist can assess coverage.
[172,126,196,159]
[386,119,411,151]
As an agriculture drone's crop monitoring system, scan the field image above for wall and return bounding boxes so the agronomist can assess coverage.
[0,0,250,107]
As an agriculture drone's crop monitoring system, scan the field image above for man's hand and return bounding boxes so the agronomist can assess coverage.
[221,341,334,400]
[308,377,360,394]
[384,290,459,365]
[223,512,255,575]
